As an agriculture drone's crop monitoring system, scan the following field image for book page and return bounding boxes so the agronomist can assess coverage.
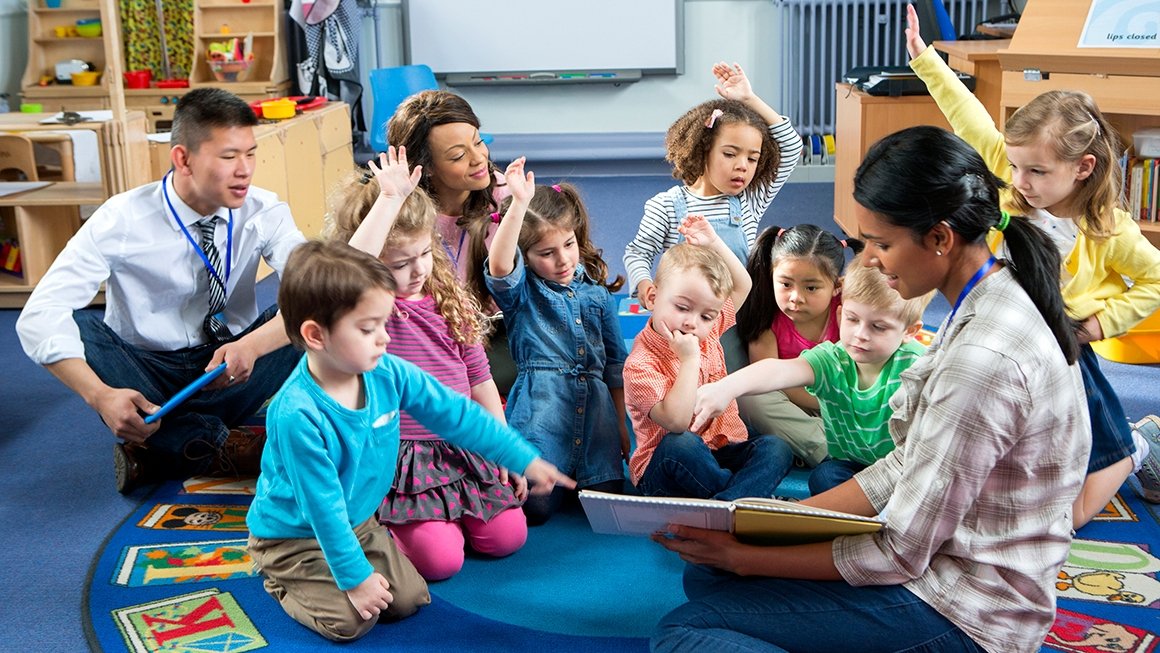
[578,491,734,537]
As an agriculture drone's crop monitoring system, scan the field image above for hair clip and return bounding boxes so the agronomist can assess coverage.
[489,212,502,223]
[705,108,724,129]
[839,239,847,248]
[776,228,786,239]
[551,184,562,193]
[359,172,373,185]
[996,210,1011,232]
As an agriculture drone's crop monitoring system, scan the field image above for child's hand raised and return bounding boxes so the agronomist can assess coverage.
[346,572,393,621]
[523,458,576,496]
[904,3,928,61]
[712,61,753,103]
[504,157,535,205]
[368,146,422,203]
[690,381,733,433]
[678,215,719,248]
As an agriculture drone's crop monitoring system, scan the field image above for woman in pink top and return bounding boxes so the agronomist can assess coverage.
[733,224,861,466]
[387,90,516,392]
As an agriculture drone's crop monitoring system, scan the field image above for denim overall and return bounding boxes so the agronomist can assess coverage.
[670,186,750,264]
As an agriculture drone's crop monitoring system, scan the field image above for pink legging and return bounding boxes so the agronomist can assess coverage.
[389,507,528,581]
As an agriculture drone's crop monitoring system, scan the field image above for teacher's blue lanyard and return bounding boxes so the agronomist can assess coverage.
[162,171,233,287]
[945,255,996,326]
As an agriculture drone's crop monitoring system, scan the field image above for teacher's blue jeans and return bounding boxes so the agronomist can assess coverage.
[652,564,984,653]
[637,431,792,501]
[75,306,299,476]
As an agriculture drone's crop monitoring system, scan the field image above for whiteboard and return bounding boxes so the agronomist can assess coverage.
[403,0,683,76]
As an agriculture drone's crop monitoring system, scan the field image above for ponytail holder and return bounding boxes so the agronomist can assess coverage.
[705,109,724,129]
[776,228,786,239]
[839,239,847,248]
[489,212,502,223]
[551,184,562,193]
[996,210,1011,232]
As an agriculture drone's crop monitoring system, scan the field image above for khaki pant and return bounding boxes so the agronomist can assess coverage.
[248,516,431,642]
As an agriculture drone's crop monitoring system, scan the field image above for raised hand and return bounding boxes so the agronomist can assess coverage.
[368,146,422,203]
[905,3,928,60]
[713,61,754,103]
[504,156,535,206]
[678,214,719,248]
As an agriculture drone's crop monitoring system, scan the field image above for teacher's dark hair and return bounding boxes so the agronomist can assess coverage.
[853,126,1079,364]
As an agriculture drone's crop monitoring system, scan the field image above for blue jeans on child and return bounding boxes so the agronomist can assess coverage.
[75,306,299,475]
[637,432,793,501]
[808,458,868,495]
[652,564,984,653]
[1080,345,1136,471]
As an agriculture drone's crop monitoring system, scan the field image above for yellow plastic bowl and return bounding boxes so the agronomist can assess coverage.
[71,71,101,86]
[75,22,102,37]
[260,98,296,120]
[1091,311,1160,364]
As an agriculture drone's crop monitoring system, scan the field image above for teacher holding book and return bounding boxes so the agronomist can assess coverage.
[652,126,1090,653]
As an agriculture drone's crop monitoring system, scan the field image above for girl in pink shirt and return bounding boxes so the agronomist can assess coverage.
[327,148,527,581]
[734,224,861,464]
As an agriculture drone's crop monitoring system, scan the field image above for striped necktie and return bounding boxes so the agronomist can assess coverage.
[196,217,231,342]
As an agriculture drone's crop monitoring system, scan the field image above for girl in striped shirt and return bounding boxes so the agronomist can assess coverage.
[327,147,528,581]
[623,61,803,308]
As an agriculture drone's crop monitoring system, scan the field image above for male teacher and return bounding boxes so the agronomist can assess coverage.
[17,88,305,493]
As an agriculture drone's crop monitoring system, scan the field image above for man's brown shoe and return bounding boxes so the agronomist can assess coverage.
[208,426,267,477]
[114,442,155,494]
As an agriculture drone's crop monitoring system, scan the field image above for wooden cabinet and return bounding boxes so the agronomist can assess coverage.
[832,83,952,237]
[998,0,1160,248]
[932,39,1008,127]
[20,0,120,111]
[22,0,291,129]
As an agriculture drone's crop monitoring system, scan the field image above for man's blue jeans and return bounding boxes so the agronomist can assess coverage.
[637,431,793,501]
[652,564,984,652]
[75,306,299,475]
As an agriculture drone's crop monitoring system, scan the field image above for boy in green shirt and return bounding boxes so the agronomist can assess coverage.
[692,256,933,494]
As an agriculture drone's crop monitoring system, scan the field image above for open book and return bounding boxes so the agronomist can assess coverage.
[578,490,884,545]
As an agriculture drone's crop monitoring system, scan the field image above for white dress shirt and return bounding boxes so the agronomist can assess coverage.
[17,175,305,365]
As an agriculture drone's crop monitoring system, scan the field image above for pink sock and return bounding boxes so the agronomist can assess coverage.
[463,507,528,558]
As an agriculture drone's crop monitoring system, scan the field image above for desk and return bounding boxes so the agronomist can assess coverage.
[932,39,1009,126]
[832,83,952,237]
[0,181,104,307]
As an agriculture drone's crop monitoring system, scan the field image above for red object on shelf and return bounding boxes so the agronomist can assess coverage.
[156,79,190,89]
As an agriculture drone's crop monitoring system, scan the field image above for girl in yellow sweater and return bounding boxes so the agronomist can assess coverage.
[904,3,1160,525]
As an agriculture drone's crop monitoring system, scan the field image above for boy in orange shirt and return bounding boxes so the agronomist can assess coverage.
[624,215,793,499]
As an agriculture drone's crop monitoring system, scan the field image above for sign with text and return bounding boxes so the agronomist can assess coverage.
[1078,0,1160,48]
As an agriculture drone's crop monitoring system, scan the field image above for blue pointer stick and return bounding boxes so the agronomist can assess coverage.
[144,363,228,425]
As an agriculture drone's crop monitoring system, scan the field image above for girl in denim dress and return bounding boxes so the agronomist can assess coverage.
[485,158,629,525]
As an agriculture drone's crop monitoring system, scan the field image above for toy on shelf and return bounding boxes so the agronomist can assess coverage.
[207,34,254,83]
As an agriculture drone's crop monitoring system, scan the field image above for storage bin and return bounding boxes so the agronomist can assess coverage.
[1135,128,1160,158]
[1091,310,1160,364]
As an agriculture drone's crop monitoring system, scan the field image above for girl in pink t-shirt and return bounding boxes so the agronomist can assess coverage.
[327,148,527,581]
[734,224,862,463]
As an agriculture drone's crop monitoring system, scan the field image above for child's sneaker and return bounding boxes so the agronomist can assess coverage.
[1133,415,1160,504]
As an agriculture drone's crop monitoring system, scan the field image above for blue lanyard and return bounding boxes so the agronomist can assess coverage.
[444,229,467,268]
[162,171,233,286]
[945,255,996,325]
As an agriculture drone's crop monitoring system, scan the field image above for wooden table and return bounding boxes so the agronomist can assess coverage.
[932,39,1009,126]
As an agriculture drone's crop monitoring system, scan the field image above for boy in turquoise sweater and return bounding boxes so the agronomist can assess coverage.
[246,240,572,642]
